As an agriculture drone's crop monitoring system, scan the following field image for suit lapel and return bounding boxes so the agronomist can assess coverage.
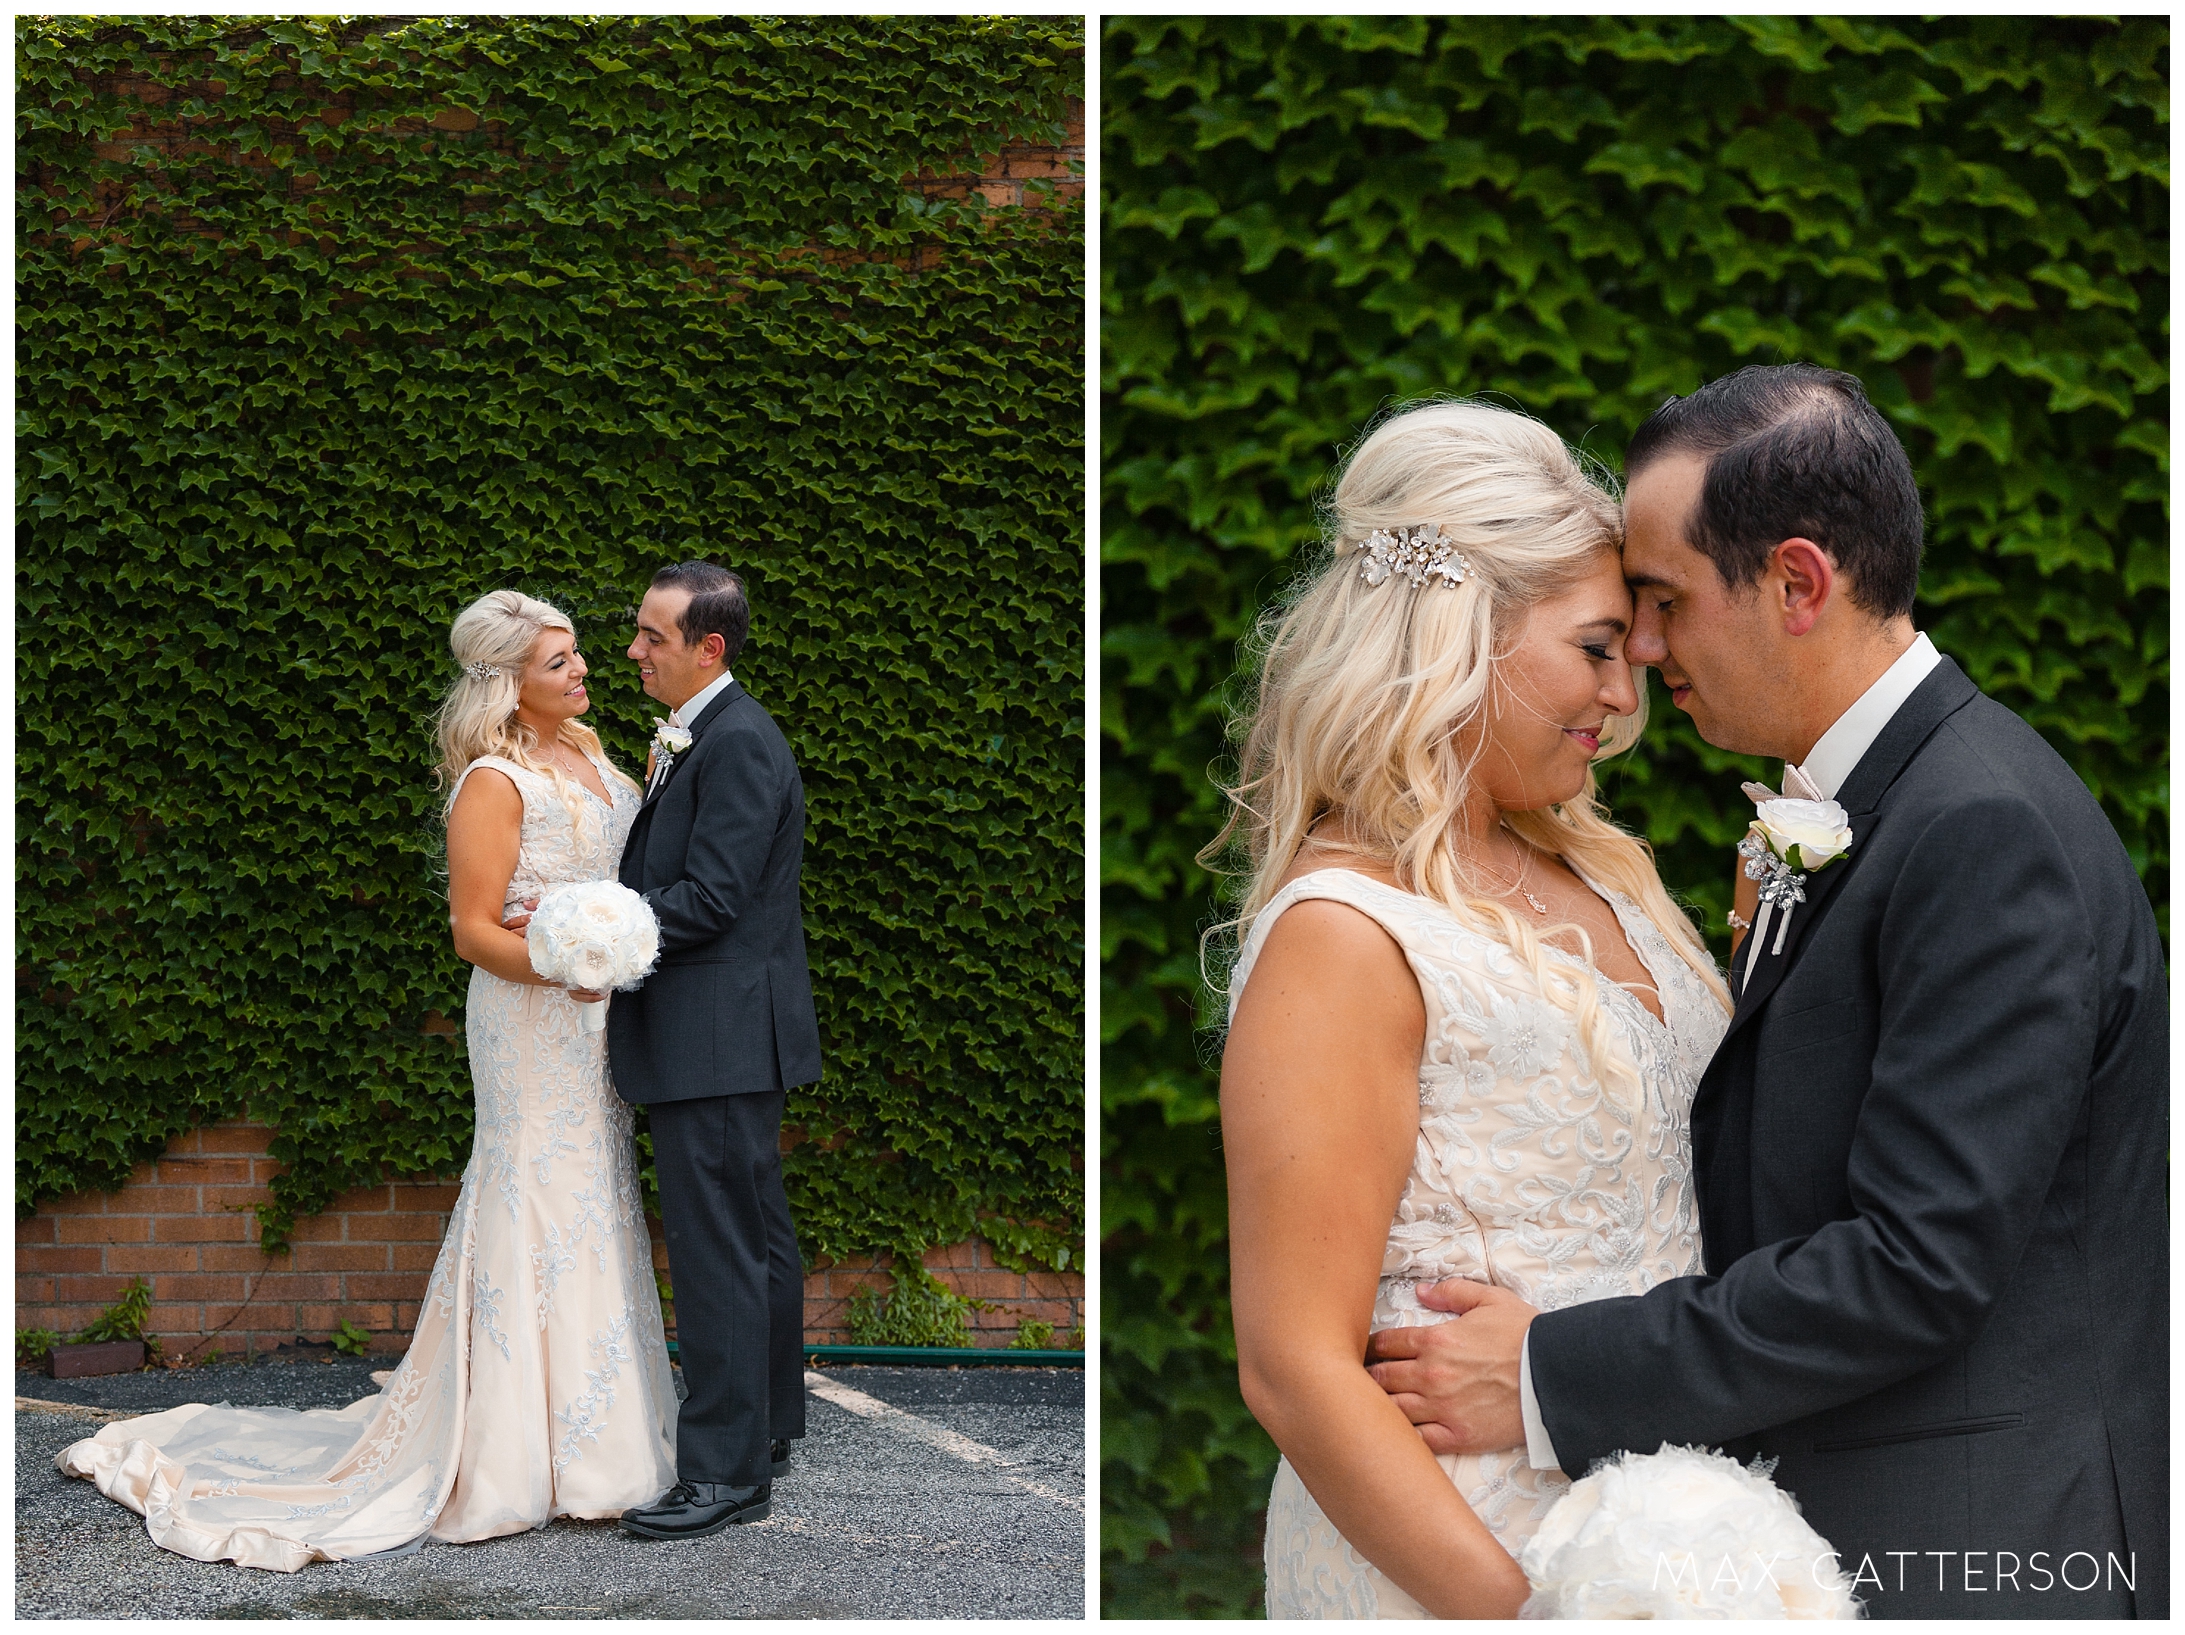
[636,679,745,816]
[1715,656,1979,1047]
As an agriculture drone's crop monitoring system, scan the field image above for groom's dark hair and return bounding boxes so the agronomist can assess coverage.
[651,560,750,667]
[1624,364,1923,618]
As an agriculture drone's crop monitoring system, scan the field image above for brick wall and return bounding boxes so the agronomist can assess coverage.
[17,1119,1082,1359]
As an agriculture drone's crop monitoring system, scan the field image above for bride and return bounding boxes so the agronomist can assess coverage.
[1213,402,1733,1618]
[59,589,678,1571]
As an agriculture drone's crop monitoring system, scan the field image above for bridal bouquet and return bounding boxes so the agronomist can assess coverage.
[526,881,659,1033]
[1519,1444,1860,1619]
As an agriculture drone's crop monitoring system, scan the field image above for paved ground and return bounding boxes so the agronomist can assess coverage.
[16,1355,1083,1619]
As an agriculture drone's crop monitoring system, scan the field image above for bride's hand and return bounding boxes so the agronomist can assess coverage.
[501,897,542,934]
[564,985,607,1004]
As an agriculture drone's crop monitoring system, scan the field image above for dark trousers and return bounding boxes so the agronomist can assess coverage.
[647,1091,807,1485]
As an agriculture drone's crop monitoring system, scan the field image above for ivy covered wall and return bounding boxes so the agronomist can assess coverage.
[19,17,1085,1277]
[1100,16,2166,1616]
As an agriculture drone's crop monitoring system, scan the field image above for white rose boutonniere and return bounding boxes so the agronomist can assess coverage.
[1734,781,1854,983]
[1749,794,1854,872]
[653,721,693,760]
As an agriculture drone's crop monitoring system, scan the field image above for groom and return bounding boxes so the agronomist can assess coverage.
[608,560,824,1538]
[1365,366,2167,1616]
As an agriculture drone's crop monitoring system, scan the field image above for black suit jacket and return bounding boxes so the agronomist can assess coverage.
[1529,659,2167,1617]
[607,680,824,1103]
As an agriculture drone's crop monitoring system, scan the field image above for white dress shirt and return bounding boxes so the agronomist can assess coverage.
[667,665,736,731]
[1514,630,1943,1472]
[648,667,736,793]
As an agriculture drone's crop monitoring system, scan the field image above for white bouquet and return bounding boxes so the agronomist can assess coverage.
[1519,1443,1860,1619]
[525,880,660,1033]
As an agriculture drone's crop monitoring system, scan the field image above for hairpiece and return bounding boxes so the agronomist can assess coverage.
[465,661,503,681]
[1357,524,1473,590]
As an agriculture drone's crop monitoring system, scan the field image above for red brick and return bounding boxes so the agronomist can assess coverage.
[107,1185,202,1214]
[286,1213,348,1243]
[18,1277,56,1304]
[347,1273,430,1302]
[56,1215,150,1245]
[1003,153,1076,179]
[105,1246,200,1275]
[329,1185,394,1214]
[153,1215,251,1243]
[19,1246,104,1275]
[147,1301,209,1330]
[158,1157,254,1184]
[194,1124,276,1154]
[938,1270,1022,1300]
[373,1213,451,1242]
[922,1242,978,1270]
[16,1216,56,1245]
[155,1274,248,1302]
[199,1245,281,1272]
[1022,1271,1081,1299]
[236,1273,342,1301]
[391,1183,462,1212]
[164,1128,204,1155]
[200,1184,275,1213]
[300,1303,393,1331]
[290,1243,387,1273]
[42,1191,109,1216]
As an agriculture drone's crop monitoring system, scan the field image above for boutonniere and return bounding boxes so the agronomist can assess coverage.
[650,721,693,781]
[1735,781,1853,982]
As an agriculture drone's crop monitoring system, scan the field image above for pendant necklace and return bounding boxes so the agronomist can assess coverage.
[1482,844,1550,915]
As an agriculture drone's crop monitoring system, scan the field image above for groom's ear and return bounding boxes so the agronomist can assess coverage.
[1773,538,1836,637]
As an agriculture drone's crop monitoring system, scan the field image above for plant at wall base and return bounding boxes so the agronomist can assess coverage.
[74,1278,163,1363]
[845,1265,976,1348]
[1012,1317,1056,1350]
[17,1328,61,1366]
[330,1321,373,1358]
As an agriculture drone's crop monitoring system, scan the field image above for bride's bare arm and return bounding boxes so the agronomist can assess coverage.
[446,770,574,990]
[1223,899,1533,1619]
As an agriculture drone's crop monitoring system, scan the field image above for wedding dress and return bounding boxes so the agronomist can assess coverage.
[1242,870,1727,1620]
[59,752,678,1571]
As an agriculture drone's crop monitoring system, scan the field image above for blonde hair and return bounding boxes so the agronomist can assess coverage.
[434,589,641,832]
[1205,398,1729,1091]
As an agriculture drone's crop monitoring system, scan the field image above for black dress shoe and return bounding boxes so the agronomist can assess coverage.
[771,1438,792,1477]
[619,1480,772,1539]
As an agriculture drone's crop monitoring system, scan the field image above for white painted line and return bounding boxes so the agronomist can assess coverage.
[803,1370,1082,1513]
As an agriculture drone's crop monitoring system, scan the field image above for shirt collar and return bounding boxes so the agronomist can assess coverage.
[1793,632,1941,800]
[667,667,736,730]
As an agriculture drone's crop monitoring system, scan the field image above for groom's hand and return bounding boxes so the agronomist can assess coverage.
[1365,1279,1537,1455]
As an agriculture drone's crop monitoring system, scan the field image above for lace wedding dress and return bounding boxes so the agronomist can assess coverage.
[59,752,678,1572]
[1243,870,1728,1620]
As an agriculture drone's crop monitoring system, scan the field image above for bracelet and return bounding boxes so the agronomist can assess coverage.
[1726,910,1752,931]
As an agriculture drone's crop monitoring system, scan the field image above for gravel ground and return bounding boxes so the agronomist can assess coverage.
[16,1356,1083,1619]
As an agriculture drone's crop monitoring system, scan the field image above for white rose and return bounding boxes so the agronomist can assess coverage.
[1754,797,1853,871]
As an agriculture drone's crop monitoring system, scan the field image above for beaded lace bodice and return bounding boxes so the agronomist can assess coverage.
[1235,868,1729,1619]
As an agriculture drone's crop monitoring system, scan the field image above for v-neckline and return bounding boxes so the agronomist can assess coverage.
[552,751,614,810]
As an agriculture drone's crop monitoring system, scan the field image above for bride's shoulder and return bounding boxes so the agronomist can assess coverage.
[448,756,536,807]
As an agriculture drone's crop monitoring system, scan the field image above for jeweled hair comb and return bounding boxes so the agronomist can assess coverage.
[1356,524,1473,590]
[465,661,503,680]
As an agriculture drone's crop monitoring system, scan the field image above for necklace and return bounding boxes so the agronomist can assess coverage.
[1477,845,1550,915]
